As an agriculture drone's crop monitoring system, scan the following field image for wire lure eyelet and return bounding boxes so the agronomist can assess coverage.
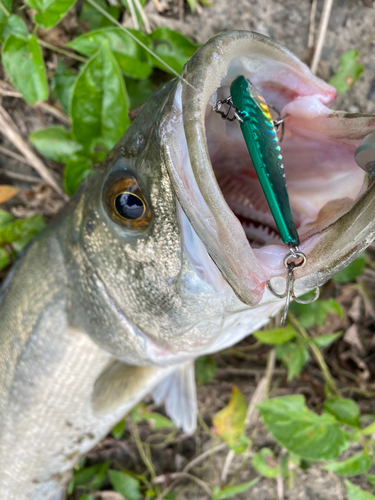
[267,247,320,326]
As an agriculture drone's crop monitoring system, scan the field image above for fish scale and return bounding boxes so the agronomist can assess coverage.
[230,75,300,247]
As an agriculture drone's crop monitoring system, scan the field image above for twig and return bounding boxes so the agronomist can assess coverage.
[153,472,212,498]
[151,0,163,11]
[277,476,284,500]
[288,312,341,396]
[37,102,71,125]
[221,350,275,483]
[133,0,151,33]
[0,105,66,197]
[0,145,35,167]
[38,39,87,63]
[0,82,71,125]
[125,0,140,30]
[216,367,284,379]
[358,27,375,59]
[183,442,226,473]
[310,0,334,74]
[154,478,180,500]
[0,168,40,183]
[308,0,318,49]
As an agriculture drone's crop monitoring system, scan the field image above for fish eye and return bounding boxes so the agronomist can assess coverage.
[103,174,151,230]
[114,192,145,220]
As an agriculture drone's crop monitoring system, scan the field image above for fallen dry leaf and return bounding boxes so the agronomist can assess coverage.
[0,185,19,204]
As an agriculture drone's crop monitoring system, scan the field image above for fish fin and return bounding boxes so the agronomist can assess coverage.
[151,361,197,434]
[92,361,159,414]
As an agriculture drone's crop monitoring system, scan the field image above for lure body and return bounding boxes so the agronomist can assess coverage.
[230,76,299,247]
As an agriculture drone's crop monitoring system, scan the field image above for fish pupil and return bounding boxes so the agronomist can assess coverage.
[115,192,145,220]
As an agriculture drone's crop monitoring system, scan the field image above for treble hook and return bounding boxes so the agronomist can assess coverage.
[266,248,320,326]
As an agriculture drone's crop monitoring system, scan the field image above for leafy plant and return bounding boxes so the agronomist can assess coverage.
[329,50,364,95]
[0,0,199,196]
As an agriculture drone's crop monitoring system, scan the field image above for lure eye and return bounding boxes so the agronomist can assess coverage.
[104,174,151,230]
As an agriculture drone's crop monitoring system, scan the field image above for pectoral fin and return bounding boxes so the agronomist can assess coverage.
[151,361,197,434]
[92,361,160,414]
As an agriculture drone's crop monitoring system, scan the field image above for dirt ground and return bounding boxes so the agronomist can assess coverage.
[1,0,375,499]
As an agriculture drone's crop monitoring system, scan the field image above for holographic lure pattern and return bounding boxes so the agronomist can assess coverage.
[230,76,299,247]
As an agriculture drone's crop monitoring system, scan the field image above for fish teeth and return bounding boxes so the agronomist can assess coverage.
[241,221,282,246]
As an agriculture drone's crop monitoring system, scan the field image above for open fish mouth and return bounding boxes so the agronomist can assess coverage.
[162,30,375,307]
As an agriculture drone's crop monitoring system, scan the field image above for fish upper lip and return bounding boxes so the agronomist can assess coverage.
[162,30,375,306]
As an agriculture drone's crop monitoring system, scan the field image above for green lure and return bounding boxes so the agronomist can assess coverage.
[230,76,299,247]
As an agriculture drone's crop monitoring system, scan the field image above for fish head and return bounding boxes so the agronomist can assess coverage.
[65,30,375,365]
[162,29,375,307]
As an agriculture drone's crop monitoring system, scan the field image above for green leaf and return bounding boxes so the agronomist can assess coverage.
[324,454,372,476]
[73,464,100,486]
[130,404,174,429]
[0,247,10,270]
[0,215,46,245]
[90,460,109,490]
[112,418,126,439]
[212,478,259,500]
[213,386,248,453]
[345,480,375,499]
[367,475,375,489]
[253,325,296,345]
[257,395,349,461]
[252,448,280,478]
[333,253,366,283]
[29,126,83,163]
[323,397,360,427]
[125,77,155,109]
[275,341,310,380]
[290,296,343,329]
[329,50,364,95]
[64,154,93,196]
[67,28,152,79]
[79,495,95,500]
[0,209,15,228]
[108,470,141,500]
[195,355,216,385]
[362,421,375,435]
[50,61,77,115]
[2,34,48,105]
[0,0,12,42]
[71,42,130,152]
[150,27,199,74]
[25,0,78,29]
[80,0,120,30]
[312,331,343,349]
[3,15,29,41]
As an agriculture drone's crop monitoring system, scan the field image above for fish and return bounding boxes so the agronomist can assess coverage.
[1,29,375,500]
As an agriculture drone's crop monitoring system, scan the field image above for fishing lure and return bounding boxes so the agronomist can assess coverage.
[214,76,319,324]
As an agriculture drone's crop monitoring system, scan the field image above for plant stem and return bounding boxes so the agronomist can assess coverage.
[359,27,375,59]
[288,312,341,397]
[0,1,10,17]
[38,39,87,63]
[130,418,157,480]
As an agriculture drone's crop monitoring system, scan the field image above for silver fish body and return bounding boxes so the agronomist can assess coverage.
[1,30,375,499]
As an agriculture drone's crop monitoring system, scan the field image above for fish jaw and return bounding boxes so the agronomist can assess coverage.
[162,30,375,306]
